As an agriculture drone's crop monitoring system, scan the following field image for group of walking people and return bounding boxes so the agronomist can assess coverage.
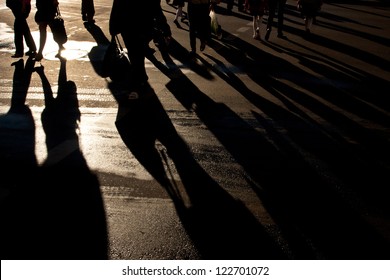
[7,0,323,96]
[6,0,95,61]
[244,0,322,40]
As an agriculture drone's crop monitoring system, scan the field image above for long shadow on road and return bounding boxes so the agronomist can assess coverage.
[0,57,109,260]
[107,80,286,259]
[155,29,390,259]
[86,22,286,259]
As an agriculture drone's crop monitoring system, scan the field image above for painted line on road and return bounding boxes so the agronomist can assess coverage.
[0,86,116,102]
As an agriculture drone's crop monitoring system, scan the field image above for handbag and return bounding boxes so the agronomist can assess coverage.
[210,10,222,40]
[102,35,132,82]
[49,7,68,45]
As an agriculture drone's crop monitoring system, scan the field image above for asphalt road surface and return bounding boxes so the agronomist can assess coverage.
[0,0,389,260]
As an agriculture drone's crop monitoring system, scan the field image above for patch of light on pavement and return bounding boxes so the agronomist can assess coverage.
[0,22,15,49]
[1,22,196,73]
[0,22,97,61]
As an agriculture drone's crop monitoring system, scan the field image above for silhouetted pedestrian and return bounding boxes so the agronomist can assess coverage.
[34,0,63,61]
[226,0,244,13]
[173,0,186,27]
[6,0,36,58]
[297,0,322,34]
[245,0,267,40]
[81,0,95,24]
[109,0,167,93]
[187,0,215,56]
[265,0,287,40]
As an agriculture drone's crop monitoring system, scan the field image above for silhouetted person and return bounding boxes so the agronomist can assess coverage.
[187,0,214,56]
[265,0,287,40]
[108,77,285,259]
[245,0,267,40]
[6,0,36,57]
[34,0,63,61]
[146,2,172,56]
[109,0,166,93]
[297,0,322,34]
[173,0,186,27]
[226,0,244,13]
[81,0,95,24]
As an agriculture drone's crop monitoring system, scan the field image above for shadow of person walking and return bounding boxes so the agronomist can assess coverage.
[108,81,287,259]
[83,22,111,78]
[13,56,108,259]
[0,57,39,259]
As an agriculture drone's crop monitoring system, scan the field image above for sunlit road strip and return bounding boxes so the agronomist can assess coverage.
[0,86,115,102]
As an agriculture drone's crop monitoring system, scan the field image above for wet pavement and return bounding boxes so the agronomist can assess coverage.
[0,0,390,260]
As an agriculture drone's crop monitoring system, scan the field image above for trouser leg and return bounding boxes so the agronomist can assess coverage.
[14,18,24,54]
[21,18,36,51]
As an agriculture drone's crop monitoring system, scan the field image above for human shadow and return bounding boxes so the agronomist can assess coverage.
[84,22,111,77]
[107,81,286,259]
[145,20,390,258]
[270,4,390,58]
[0,57,37,171]
[0,57,39,259]
[263,38,390,115]
[151,35,378,259]
[151,37,215,81]
[84,21,214,82]
[192,32,390,258]
[2,57,109,259]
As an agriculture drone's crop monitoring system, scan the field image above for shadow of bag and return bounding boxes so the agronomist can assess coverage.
[102,35,132,82]
[49,7,67,45]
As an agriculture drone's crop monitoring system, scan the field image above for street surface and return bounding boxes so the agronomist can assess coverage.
[1,0,390,259]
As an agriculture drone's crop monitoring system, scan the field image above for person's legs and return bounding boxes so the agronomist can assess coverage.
[277,0,287,37]
[305,16,313,32]
[237,0,245,11]
[21,18,36,55]
[173,5,183,27]
[121,33,148,89]
[13,17,24,56]
[253,15,261,39]
[226,0,234,12]
[35,23,47,61]
[198,4,210,51]
[187,4,197,53]
[174,6,182,21]
[265,0,276,40]
[81,0,95,22]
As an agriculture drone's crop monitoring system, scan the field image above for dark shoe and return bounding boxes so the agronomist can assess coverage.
[200,41,206,52]
[11,53,23,58]
[253,28,260,39]
[277,33,287,39]
[189,50,196,59]
[265,29,271,41]
[303,29,312,39]
[34,53,43,61]
[25,50,36,56]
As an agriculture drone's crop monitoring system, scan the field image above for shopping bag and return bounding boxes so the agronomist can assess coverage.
[210,10,222,40]
[102,35,132,82]
[49,7,68,45]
